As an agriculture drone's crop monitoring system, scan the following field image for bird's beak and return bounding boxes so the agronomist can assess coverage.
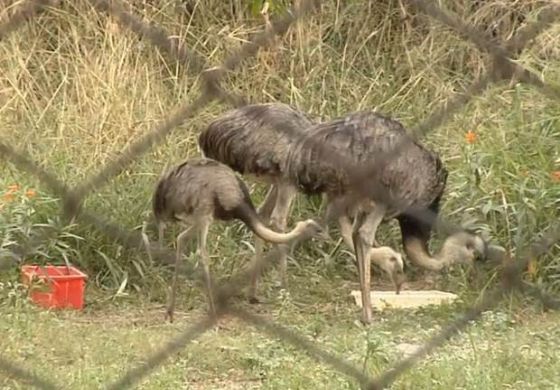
[392,270,406,295]
[319,230,331,241]
[317,229,331,241]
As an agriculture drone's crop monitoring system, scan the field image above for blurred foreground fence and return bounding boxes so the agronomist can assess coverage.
[1,0,560,389]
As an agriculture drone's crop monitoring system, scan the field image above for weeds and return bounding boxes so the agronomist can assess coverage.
[0,0,558,297]
[1,1,559,388]
[0,184,83,269]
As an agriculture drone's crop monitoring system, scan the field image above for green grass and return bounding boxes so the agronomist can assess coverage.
[1,1,560,388]
[1,281,559,389]
[0,0,557,287]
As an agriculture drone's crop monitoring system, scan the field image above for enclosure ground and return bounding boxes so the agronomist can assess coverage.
[1,276,559,390]
[1,1,560,388]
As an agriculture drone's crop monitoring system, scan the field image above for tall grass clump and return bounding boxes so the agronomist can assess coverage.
[0,0,558,297]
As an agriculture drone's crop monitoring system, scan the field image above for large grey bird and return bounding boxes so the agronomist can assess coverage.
[284,110,506,324]
[198,103,405,303]
[198,103,314,301]
[151,157,324,322]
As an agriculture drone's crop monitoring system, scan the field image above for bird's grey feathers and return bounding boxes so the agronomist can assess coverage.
[285,111,448,216]
[152,157,255,225]
[198,103,315,180]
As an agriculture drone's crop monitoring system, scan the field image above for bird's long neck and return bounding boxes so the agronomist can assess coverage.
[250,218,303,244]
[403,237,449,271]
[238,204,302,244]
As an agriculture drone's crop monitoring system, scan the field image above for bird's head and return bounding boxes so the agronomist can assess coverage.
[294,219,329,241]
[369,246,406,294]
[442,231,506,266]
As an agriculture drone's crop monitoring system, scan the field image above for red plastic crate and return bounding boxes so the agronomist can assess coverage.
[21,265,88,310]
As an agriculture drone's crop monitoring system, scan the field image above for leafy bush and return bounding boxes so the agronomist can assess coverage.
[0,184,84,270]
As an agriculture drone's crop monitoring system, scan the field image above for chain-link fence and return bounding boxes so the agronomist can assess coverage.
[1,0,559,389]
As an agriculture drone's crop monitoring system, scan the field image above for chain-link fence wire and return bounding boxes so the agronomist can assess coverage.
[1,0,559,389]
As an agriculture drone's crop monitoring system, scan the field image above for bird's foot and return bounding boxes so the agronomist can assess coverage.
[360,315,373,326]
[164,308,174,323]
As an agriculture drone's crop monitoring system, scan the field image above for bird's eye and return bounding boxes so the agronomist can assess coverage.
[390,256,397,262]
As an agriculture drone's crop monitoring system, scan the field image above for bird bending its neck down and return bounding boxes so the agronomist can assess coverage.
[242,209,325,245]
[403,231,506,271]
[152,157,326,247]
[368,246,406,293]
[149,157,326,322]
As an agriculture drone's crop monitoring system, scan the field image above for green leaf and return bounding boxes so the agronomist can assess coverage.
[250,0,264,17]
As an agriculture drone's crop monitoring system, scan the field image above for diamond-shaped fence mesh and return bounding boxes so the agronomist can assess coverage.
[0,0,559,389]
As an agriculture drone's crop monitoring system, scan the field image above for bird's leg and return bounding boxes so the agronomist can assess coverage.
[198,219,216,318]
[249,236,266,304]
[338,213,355,252]
[318,194,330,234]
[323,195,346,237]
[166,226,194,323]
[343,213,380,248]
[158,221,166,248]
[269,183,297,289]
[338,213,358,267]
[141,221,153,264]
[249,185,277,304]
[352,212,370,325]
[319,193,329,212]
[257,185,278,219]
[277,244,290,289]
[352,206,386,325]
